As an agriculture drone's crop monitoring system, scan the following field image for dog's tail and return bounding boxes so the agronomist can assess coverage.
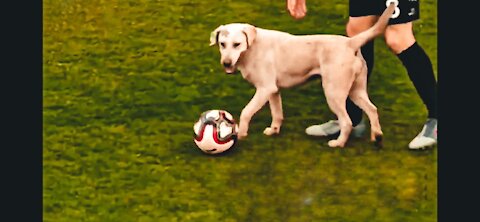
[348,3,396,51]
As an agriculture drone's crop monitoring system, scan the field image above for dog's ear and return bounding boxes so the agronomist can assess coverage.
[209,25,224,46]
[242,24,257,48]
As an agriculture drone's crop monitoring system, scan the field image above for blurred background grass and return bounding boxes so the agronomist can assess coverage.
[43,0,437,221]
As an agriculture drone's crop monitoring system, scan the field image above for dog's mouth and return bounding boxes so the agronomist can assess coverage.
[224,66,236,74]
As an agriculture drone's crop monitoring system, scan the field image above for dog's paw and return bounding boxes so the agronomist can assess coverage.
[237,131,248,140]
[263,127,280,136]
[328,139,345,148]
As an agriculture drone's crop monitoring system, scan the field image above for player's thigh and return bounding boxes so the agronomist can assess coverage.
[347,0,383,37]
[346,16,377,37]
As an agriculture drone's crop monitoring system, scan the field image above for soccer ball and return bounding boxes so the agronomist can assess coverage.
[193,110,238,154]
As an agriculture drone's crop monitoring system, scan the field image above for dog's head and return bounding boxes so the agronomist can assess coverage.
[209,23,257,74]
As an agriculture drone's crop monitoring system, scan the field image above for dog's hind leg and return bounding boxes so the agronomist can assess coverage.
[321,67,355,148]
[348,65,383,146]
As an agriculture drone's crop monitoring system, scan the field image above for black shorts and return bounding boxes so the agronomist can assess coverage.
[349,0,420,24]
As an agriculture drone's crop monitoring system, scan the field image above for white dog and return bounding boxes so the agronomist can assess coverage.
[210,4,395,147]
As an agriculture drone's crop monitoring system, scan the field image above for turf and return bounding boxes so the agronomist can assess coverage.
[43,0,437,221]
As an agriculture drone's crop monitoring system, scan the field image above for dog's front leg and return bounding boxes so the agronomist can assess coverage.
[264,92,283,136]
[238,87,277,140]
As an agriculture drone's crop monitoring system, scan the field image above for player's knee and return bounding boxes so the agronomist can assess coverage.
[385,36,403,53]
[385,27,416,53]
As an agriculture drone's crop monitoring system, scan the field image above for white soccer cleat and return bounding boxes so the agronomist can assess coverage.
[409,118,437,150]
[305,119,366,138]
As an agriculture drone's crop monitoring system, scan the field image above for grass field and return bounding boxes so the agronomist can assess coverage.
[43,0,437,221]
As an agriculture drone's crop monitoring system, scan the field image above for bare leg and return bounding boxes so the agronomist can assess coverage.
[385,22,438,149]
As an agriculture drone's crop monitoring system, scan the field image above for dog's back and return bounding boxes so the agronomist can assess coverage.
[242,29,355,88]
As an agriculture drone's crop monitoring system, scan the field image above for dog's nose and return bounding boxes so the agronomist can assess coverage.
[223,61,232,68]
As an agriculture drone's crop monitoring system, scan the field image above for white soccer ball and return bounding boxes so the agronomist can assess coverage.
[193,110,238,154]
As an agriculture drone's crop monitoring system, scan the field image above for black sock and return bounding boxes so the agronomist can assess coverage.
[397,42,438,119]
[347,40,374,126]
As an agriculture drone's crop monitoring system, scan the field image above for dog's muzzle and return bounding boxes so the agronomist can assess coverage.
[222,60,236,74]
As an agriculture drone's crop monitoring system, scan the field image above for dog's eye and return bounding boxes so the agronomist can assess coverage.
[220,42,226,48]
[233,43,241,48]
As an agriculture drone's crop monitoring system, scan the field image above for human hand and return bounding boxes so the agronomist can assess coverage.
[286,0,307,19]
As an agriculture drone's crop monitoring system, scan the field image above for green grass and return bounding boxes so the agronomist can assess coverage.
[43,0,437,221]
